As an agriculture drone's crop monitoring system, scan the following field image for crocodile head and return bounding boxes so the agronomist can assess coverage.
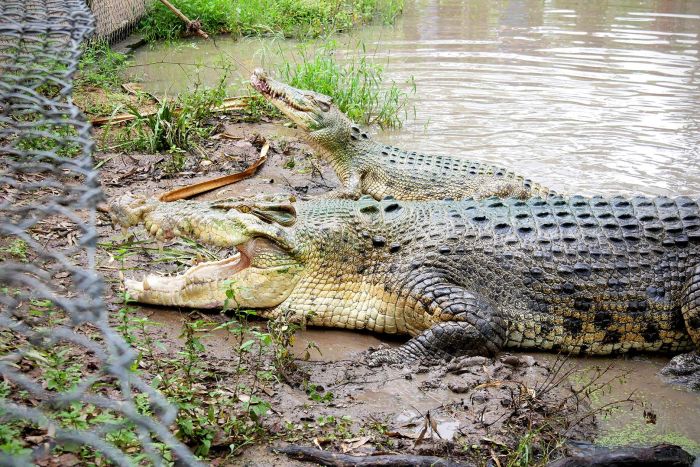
[111,194,305,310]
[250,69,354,153]
[111,194,413,332]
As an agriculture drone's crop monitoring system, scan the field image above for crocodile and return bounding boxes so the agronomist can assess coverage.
[250,69,552,201]
[110,193,700,387]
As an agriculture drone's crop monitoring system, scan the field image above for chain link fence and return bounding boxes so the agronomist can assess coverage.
[88,0,150,43]
[0,1,199,465]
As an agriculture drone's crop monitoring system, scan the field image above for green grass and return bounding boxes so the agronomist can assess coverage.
[0,239,29,262]
[596,421,700,456]
[277,40,414,128]
[76,40,128,90]
[139,0,404,42]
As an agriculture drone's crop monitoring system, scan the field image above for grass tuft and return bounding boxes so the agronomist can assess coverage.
[278,41,414,129]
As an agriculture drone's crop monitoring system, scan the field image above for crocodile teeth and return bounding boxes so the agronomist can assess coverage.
[142,275,151,290]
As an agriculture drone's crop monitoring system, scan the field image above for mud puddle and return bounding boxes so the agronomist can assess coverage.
[137,305,700,456]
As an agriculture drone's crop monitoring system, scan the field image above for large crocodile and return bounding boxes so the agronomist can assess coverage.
[251,70,552,201]
[110,193,700,386]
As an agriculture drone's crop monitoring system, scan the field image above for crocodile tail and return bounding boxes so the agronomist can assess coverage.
[683,266,700,347]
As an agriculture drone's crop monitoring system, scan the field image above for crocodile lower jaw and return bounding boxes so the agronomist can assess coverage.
[124,253,250,308]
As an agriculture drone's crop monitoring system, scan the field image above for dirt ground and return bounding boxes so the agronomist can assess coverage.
[88,113,603,466]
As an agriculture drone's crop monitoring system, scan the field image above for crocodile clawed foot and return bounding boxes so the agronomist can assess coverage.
[108,194,158,228]
[660,351,700,390]
[365,345,410,367]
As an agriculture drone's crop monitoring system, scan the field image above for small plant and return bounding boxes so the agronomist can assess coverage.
[305,382,334,403]
[43,349,83,392]
[178,319,210,385]
[0,423,31,457]
[0,238,28,262]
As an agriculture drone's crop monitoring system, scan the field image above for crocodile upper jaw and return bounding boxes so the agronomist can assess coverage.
[250,69,324,131]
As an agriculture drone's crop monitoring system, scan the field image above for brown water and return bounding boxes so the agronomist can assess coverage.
[131,0,700,197]
[128,0,700,451]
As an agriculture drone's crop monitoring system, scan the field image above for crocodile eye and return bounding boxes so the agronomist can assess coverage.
[311,97,331,112]
[238,205,251,213]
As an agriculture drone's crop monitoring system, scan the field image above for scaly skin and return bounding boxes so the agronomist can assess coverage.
[110,193,700,388]
[250,69,552,201]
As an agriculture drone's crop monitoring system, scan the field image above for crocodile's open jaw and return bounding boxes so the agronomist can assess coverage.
[111,196,302,308]
[250,69,330,131]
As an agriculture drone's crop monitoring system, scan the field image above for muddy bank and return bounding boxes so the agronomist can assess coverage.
[93,115,700,464]
[93,117,603,465]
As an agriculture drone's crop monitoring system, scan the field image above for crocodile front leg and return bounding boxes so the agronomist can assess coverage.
[366,282,507,366]
[317,171,363,200]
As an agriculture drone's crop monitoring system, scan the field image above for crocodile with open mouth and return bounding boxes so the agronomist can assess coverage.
[110,193,700,388]
[250,69,552,201]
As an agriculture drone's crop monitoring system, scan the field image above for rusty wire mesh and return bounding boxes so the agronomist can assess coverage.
[88,0,151,43]
[0,1,199,465]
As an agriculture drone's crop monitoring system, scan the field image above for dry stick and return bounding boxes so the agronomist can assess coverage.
[274,444,472,467]
[547,443,695,467]
[158,142,269,202]
[157,0,210,39]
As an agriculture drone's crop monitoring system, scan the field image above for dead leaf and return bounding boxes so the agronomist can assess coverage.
[429,413,442,440]
[158,149,267,202]
[340,435,371,453]
[55,453,81,466]
[413,416,429,447]
[490,448,502,467]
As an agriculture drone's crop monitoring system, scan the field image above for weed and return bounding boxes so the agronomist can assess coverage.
[278,40,414,128]
[239,94,280,122]
[305,382,334,403]
[0,423,31,457]
[14,121,82,158]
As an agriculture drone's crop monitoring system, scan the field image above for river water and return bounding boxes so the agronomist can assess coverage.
[129,0,700,451]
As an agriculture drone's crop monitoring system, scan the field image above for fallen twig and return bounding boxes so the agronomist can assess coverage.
[158,142,269,202]
[274,444,472,467]
[547,443,695,467]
